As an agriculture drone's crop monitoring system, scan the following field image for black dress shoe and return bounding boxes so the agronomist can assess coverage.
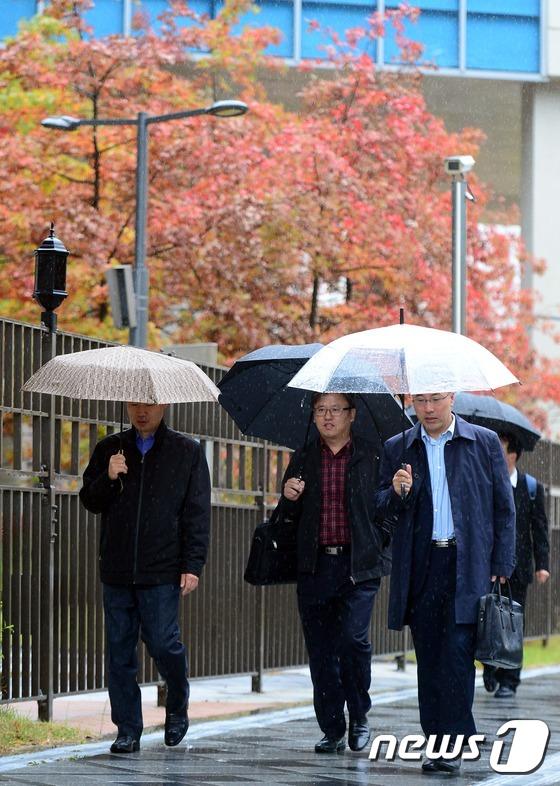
[314,735,346,753]
[421,759,440,774]
[110,735,140,753]
[436,759,461,774]
[495,685,516,698]
[483,666,498,693]
[348,718,371,752]
[422,758,461,775]
[164,713,189,747]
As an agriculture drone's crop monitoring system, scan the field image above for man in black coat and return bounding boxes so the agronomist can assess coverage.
[80,402,211,753]
[282,393,391,755]
[483,432,550,698]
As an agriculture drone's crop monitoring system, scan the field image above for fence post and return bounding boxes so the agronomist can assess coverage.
[38,324,57,721]
[251,441,268,693]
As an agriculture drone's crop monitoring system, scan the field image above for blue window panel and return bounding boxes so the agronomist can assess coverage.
[134,0,169,34]
[304,0,376,6]
[467,14,539,72]
[384,11,458,68]
[0,0,36,40]
[301,4,378,60]
[228,1,294,58]
[135,0,215,35]
[84,0,124,37]
[386,0,457,10]
[467,0,539,17]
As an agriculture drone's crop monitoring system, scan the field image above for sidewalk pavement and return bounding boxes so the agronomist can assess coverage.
[9,656,418,739]
[2,662,560,784]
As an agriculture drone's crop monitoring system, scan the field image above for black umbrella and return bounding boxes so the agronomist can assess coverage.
[452,392,541,451]
[217,343,409,454]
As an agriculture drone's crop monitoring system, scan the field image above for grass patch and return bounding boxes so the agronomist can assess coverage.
[0,706,90,755]
[522,635,560,668]
[395,634,560,670]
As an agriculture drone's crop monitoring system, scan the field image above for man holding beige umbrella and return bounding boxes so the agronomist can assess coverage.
[24,345,216,754]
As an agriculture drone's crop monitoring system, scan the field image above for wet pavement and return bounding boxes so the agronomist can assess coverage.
[0,665,559,785]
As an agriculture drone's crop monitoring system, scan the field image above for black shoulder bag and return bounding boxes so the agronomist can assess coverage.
[244,501,298,586]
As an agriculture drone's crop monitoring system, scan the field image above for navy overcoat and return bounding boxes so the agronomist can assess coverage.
[375,416,516,629]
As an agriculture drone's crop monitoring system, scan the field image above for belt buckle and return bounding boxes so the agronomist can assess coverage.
[432,537,455,548]
[324,545,345,555]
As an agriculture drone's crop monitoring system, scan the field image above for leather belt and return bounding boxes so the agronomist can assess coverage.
[321,545,350,555]
[431,537,457,548]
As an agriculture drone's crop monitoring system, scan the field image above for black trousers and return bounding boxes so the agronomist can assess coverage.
[483,576,528,690]
[297,552,380,738]
[408,545,477,742]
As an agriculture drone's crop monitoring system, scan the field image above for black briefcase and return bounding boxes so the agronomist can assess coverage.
[475,580,524,669]
[244,505,298,586]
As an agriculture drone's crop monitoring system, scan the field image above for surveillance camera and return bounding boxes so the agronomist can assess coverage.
[444,155,475,175]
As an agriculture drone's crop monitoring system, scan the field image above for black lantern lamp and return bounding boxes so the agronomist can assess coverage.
[33,222,68,332]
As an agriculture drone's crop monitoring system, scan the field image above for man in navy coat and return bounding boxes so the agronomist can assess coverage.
[376,392,515,775]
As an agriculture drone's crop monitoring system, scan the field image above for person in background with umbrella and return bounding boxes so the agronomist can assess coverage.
[482,431,550,699]
[282,392,392,755]
[80,401,211,754]
[375,391,515,775]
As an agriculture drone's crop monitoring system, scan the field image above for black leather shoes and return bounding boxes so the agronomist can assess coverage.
[495,685,516,698]
[483,666,498,693]
[422,758,461,775]
[314,735,346,753]
[110,735,140,753]
[436,759,461,774]
[164,713,189,747]
[348,717,371,752]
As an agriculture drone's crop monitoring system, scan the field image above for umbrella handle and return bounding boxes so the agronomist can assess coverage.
[117,447,124,493]
[400,462,408,501]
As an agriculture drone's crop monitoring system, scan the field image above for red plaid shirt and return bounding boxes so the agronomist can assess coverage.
[319,439,352,545]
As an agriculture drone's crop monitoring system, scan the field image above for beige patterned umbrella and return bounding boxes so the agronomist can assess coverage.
[22,345,220,404]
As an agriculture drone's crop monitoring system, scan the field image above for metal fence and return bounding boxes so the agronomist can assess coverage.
[1,316,558,720]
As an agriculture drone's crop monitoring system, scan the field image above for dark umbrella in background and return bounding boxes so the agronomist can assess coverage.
[217,343,408,457]
[452,392,541,450]
[406,392,541,451]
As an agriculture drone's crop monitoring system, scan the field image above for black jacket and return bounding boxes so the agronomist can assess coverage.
[79,422,211,585]
[282,436,391,583]
[512,471,550,585]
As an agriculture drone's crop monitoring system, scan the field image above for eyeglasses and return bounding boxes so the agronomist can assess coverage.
[313,406,352,418]
[412,394,450,407]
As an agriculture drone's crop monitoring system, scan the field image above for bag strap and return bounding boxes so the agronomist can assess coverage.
[525,473,537,501]
[493,578,517,630]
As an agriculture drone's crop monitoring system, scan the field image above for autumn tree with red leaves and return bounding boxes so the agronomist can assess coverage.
[0,0,558,426]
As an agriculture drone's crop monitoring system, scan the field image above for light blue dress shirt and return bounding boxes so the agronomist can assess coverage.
[421,416,455,540]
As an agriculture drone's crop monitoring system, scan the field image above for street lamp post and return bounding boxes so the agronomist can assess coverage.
[444,155,476,336]
[42,100,248,347]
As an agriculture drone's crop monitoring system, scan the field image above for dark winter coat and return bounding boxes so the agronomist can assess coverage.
[80,421,211,585]
[375,416,516,629]
[281,435,392,584]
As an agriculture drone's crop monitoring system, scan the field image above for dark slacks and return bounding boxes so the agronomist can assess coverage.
[408,545,477,742]
[297,553,380,738]
[483,576,527,691]
[103,583,189,740]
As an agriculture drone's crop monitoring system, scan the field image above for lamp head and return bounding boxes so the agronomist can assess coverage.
[33,222,69,315]
[207,100,248,118]
[41,115,81,131]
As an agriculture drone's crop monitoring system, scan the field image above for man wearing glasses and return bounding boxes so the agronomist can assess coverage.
[282,392,391,754]
[376,392,515,775]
